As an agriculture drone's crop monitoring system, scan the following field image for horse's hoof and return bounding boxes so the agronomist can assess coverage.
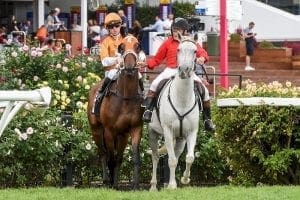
[167,183,177,190]
[149,185,158,192]
[181,177,190,185]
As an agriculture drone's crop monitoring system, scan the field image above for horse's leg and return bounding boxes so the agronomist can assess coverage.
[112,134,129,190]
[181,130,197,185]
[130,127,142,190]
[164,128,177,190]
[103,130,117,188]
[107,152,116,188]
[149,128,160,191]
[90,125,110,186]
[99,149,110,186]
[174,138,186,159]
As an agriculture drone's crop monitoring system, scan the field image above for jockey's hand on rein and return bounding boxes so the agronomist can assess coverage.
[196,57,205,65]
[115,53,123,65]
[137,62,148,70]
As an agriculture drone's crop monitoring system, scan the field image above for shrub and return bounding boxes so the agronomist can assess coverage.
[229,33,242,43]
[215,80,300,186]
[258,40,275,49]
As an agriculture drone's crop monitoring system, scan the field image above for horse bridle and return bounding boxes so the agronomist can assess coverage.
[111,50,143,100]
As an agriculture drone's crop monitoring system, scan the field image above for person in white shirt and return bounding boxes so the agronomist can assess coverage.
[53,8,67,31]
[163,13,174,31]
[145,15,164,32]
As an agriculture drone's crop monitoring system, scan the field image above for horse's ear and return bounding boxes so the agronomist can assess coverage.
[134,42,142,53]
[118,43,125,55]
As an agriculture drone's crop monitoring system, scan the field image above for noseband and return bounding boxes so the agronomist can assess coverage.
[111,50,142,100]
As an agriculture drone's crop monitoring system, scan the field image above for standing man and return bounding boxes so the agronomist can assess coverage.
[243,21,257,71]
[151,15,164,32]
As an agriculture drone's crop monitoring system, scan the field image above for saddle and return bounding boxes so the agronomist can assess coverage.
[93,80,114,116]
[94,79,144,115]
[153,78,204,120]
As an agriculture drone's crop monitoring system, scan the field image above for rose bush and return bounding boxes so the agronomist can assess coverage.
[0,45,102,186]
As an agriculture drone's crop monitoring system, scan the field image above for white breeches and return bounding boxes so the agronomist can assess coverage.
[150,67,210,101]
[106,69,142,80]
[150,68,177,91]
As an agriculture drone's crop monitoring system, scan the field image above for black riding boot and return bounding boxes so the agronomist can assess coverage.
[92,77,111,115]
[142,90,156,123]
[203,100,216,132]
[139,78,144,92]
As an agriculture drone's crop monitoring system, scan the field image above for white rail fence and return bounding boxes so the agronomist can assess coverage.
[217,97,300,107]
[0,87,51,137]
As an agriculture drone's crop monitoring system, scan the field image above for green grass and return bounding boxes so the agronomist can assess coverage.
[1,186,300,200]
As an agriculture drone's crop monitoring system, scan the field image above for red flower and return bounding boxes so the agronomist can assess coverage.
[77,46,82,51]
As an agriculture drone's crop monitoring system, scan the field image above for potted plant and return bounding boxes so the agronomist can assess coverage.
[252,40,293,67]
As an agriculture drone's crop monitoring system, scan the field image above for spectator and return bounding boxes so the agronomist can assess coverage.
[53,39,63,53]
[144,15,164,32]
[21,20,31,35]
[99,22,108,38]
[46,9,57,38]
[118,9,129,34]
[8,15,19,33]
[41,38,55,53]
[54,8,67,31]
[129,20,143,43]
[87,19,100,48]
[163,13,174,31]
[243,21,257,71]
[71,23,82,31]
[0,28,8,45]
[36,25,48,45]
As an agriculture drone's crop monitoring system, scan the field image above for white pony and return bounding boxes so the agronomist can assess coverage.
[148,37,200,190]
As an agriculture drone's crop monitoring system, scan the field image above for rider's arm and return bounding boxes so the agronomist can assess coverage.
[196,44,209,64]
[100,38,119,69]
[146,39,169,70]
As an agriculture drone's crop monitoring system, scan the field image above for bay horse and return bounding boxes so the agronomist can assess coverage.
[87,35,144,189]
[148,37,200,190]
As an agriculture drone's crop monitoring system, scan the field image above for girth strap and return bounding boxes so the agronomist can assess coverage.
[167,80,197,138]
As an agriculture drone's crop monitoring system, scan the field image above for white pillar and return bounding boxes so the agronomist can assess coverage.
[38,0,45,29]
[81,0,88,48]
[32,0,38,31]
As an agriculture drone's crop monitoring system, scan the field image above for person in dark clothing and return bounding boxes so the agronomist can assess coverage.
[118,9,129,35]
[243,21,257,71]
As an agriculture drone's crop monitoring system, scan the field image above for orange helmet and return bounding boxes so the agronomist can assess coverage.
[104,12,122,27]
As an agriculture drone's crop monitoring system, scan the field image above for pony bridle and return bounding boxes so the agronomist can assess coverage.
[177,39,197,79]
[118,49,139,71]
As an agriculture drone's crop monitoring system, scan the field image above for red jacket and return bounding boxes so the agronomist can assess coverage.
[147,37,209,70]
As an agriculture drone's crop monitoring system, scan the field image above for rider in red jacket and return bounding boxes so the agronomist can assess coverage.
[141,18,215,132]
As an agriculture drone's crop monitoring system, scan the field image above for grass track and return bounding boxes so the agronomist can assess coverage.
[1,186,300,200]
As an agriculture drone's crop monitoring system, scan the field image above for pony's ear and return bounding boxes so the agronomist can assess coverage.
[118,43,125,55]
[177,32,182,42]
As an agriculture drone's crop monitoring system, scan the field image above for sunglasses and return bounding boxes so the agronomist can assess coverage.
[107,24,121,29]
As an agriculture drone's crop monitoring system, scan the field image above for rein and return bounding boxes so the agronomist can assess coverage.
[110,53,142,100]
[167,79,198,138]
